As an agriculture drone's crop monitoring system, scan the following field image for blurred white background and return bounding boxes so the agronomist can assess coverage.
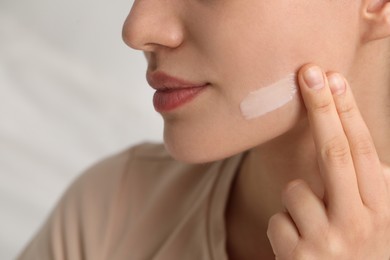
[0,0,163,258]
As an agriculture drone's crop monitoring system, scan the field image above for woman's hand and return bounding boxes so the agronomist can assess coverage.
[266,64,390,260]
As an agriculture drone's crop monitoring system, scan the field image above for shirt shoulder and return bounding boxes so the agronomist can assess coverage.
[16,142,174,260]
[17,142,218,260]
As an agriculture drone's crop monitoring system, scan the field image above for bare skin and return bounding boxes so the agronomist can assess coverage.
[123,0,390,258]
[225,51,390,259]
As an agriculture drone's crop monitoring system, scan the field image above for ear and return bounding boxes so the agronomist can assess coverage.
[361,0,390,42]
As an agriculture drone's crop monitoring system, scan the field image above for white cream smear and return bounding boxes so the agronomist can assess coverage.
[240,73,298,120]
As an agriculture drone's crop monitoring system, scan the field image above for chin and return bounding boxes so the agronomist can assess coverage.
[161,95,304,164]
[163,133,245,164]
[163,139,225,164]
[162,123,280,164]
[162,130,273,165]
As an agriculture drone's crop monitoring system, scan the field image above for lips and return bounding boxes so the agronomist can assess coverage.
[146,71,209,112]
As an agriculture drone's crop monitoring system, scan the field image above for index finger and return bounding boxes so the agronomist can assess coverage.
[298,64,362,215]
[326,72,386,210]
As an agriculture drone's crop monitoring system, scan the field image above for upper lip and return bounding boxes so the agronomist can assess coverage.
[146,71,209,91]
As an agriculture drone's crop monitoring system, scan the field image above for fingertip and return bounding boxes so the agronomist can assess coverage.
[298,64,325,90]
[327,73,346,96]
[299,63,320,75]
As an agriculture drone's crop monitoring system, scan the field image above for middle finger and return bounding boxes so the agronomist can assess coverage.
[298,64,362,215]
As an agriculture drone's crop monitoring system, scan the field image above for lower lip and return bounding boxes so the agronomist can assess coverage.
[153,85,208,112]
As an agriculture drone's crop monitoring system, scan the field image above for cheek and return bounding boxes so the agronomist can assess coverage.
[164,2,358,163]
[163,94,304,164]
[279,3,359,74]
[210,1,358,77]
[240,73,298,120]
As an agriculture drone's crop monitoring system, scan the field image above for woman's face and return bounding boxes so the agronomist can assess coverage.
[123,0,361,163]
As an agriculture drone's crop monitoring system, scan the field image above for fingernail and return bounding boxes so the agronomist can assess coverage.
[303,66,324,89]
[328,73,346,95]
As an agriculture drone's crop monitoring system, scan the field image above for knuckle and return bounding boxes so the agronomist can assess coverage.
[281,180,308,209]
[323,229,355,257]
[311,97,333,114]
[268,212,284,230]
[351,135,377,159]
[290,247,313,260]
[326,232,347,257]
[320,137,351,166]
[267,212,289,235]
[337,100,355,120]
[282,180,305,198]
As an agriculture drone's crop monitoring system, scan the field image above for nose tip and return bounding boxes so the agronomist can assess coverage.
[121,5,185,52]
[121,20,147,51]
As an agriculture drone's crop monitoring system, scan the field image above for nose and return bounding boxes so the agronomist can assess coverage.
[122,0,185,52]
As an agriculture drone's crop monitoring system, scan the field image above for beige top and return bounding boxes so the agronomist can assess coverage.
[17,142,245,260]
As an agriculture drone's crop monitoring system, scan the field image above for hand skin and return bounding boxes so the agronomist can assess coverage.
[266,64,390,260]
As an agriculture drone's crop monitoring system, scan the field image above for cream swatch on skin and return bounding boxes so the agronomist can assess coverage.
[240,73,298,120]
